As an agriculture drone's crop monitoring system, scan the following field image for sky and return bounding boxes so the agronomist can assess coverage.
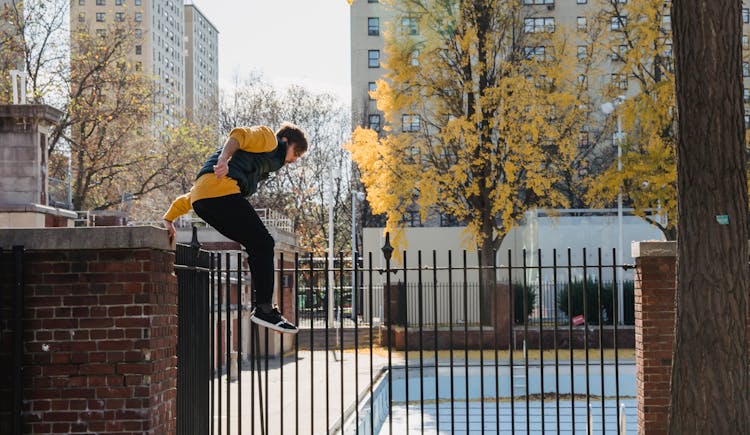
[189,0,352,106]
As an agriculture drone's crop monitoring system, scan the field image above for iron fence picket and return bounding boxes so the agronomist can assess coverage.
[402,251,410,432]
[13,246,24,435]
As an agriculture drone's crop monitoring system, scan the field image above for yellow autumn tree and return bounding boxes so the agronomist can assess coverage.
[584,0,677,239]
[345,0,586,263]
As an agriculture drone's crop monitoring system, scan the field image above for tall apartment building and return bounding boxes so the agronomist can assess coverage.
[184,2,219,122]
[71,0,218,132]
[352,1,750,126]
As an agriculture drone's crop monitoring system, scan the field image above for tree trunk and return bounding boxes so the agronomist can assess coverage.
[670,0,750,432]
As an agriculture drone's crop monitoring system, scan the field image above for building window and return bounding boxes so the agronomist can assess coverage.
[411,50,420,66]
[524,46,546,61]
[402,114,420,132]
[368,0,378,2]
[368,50,380,68]
[79,0,85,4]
[96,0,105,5]
[368,17,379,35]
[403,211,421,227]
[135,0,141,5]
[576,17,587,32]
[523,0,554,4]
[440,214,459,227]
[135,28,142,39]
[576,0,586,3]
[96,29,106,38]
[135,12,142,22]
[743,35,749,50]
[401,17,418,35]
[744,88,749,103]
[744,62,749,77]
[577,74,588,90]
[613,44,628,61]
[116,0,124,5]
[368,114,381,131]
[744,8,749,24]
[95,12,104,22]
[578,130,589,147]
[116,12,124,21]
[577,45,587,62]
[611,16,627,31]
[368,82,376,100]
[745,115,750,129]
[524,17,555,33]
[135,61,142,71]
[664,41,672,57]
[135,45,142,55]
[611,73,628,90]
[78,12,85,22]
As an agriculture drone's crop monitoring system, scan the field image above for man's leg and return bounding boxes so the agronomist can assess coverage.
[193,195,297,333]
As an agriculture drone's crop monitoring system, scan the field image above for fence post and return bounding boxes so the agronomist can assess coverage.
[13,246,23,435]
[381,232,394,435]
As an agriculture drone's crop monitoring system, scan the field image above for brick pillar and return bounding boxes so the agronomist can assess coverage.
[633,241,677,435]
[0,227,176,434]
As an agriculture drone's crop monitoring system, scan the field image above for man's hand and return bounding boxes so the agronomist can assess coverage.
[164,219,175,244]
[213,157,229,178]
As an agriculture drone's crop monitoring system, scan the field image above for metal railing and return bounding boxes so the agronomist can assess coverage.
[175,231,636,434]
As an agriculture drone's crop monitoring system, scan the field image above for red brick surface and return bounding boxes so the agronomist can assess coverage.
[12,248,177,434]
[635,256,676,435]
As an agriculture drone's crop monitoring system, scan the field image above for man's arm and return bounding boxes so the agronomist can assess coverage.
[213,136,240,178]
[163,193,192,243]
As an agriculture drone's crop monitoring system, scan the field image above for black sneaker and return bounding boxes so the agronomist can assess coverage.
[251,306,299,334]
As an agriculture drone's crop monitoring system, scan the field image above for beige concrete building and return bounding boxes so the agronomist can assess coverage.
[184,2,219,123]
[350,0,643,132]
[71,0,219,132]
[350,0,750,225]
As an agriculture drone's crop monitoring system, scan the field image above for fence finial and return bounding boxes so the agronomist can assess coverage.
[381,232,393,261]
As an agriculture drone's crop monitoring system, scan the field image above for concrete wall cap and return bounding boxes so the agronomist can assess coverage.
[0,104,64,124]
[0,202,78,218]
[632,240,750,258]
[0,226,171,251]
[632,241,676,257]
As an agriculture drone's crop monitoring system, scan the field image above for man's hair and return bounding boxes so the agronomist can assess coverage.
[276,122,309,153]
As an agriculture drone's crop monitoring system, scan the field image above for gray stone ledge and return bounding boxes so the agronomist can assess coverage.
[0,104,63,124]
[0,226,171,251]
[631,241,676,258]
[0,202,78,218]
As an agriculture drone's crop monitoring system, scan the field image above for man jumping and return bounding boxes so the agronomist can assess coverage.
[164,123,308,334]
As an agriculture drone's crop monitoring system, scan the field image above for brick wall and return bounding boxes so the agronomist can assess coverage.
[0,227,176,435]
[634,250,676,435]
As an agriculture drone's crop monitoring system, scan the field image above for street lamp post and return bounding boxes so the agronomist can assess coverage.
[328,168,340,326]
[601,96,625,325]
[351,191,365,321]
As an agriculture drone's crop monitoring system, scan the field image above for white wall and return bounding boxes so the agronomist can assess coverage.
[362,208,666,285]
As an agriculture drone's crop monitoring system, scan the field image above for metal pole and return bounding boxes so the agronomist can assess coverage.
[351,193,356,322]
[13,246,24,435]
[328,170,336,326]
[617,113,625,325]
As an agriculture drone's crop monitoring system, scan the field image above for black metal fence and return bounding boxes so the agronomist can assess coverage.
[0,246,24,435]
[175,232,636,434]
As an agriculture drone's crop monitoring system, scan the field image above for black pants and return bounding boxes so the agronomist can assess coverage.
[193,194,275,305]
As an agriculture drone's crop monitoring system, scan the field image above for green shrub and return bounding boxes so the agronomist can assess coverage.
[558,279,612,325]
[512,282,537,325]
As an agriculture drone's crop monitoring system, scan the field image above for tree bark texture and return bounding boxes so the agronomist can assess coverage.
[671,0,750,433]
